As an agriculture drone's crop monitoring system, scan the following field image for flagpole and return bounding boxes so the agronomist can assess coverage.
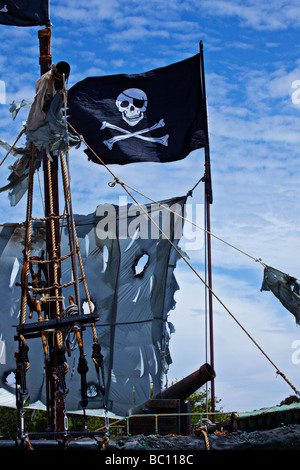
[199,41,215,418]
[38,25,65,433]
[205,145,215,418]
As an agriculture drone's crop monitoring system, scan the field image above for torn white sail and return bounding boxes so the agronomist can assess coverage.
[0,196,186,416]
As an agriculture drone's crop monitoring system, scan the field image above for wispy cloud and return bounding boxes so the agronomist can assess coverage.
[200,0,300,31]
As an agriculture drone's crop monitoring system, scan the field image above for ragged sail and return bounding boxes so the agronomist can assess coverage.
[261,265,300,325]
[0,196,186,416]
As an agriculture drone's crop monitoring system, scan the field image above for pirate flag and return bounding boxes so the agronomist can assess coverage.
[67,54,208,165]
[0,1,49,26]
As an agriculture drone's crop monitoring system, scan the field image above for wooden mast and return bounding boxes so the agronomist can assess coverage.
[38,26,65,433]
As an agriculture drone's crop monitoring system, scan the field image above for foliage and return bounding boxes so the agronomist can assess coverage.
[0,406,19,440]
[0,406,121,440]
[0,406,35,440]
[187,386,227,425]
[0,386,225,439]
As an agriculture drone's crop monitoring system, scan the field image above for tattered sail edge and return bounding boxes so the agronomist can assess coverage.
[0,73,81,206]
[261,265,300,325]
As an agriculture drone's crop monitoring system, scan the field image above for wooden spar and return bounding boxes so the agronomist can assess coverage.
[199,41,215,417]
[38,26,65,433]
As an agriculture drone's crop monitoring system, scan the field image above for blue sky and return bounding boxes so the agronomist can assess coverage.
[0,0,300,414]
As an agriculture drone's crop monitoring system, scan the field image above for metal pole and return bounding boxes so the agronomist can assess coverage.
[199,41,215,417]
[38,26,65,432]
[205,149,215,417]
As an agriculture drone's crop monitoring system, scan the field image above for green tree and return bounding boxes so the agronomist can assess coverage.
[187,386,226,425]
[0,405,35,440]
[0,406,18,439]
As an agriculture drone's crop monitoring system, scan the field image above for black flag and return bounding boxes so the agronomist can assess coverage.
[0,1,49,27]
[67,54,208,165]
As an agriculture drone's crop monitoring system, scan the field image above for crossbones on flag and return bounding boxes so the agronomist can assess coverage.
[0,1,49,26]
[67,54,208,165]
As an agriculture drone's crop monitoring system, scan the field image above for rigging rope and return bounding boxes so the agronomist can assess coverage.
[61,76,106,398]
[0,125,27,167]
[113,179,266,267]
[20,142,35,325]
[67,121,266,270]
[10,109,105,428]
[66,121,299,396]
[1,118,298,398]
[60,150,98,345]
[0,118,268,270]
[118,181,300,395]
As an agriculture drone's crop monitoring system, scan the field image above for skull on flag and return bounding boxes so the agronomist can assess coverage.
[116,88,148,126]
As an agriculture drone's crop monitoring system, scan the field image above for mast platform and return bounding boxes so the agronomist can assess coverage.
[14,312,99,341]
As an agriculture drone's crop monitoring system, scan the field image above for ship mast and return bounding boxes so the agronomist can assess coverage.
[14,23,103,443]
[38,25,66,432]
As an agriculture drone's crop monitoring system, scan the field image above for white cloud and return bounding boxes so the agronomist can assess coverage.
[200,0,300,31]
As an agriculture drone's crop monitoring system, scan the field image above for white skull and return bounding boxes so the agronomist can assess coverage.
[116,88,148,126]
